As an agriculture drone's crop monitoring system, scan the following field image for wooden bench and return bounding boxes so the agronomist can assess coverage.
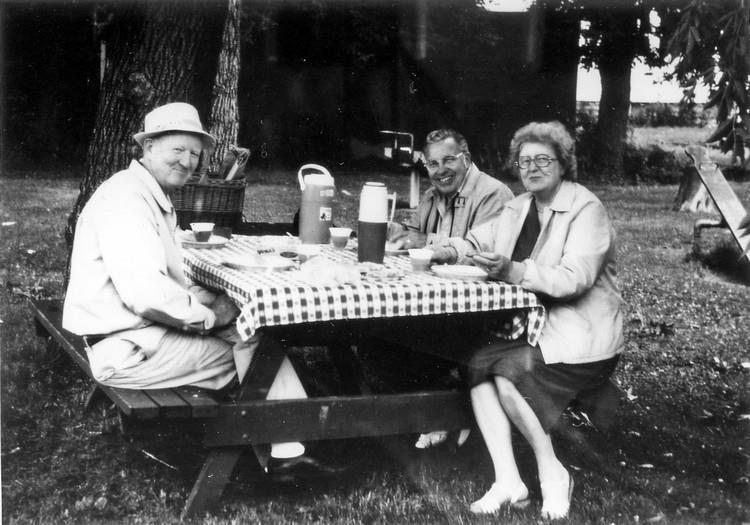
[30,298,473,519]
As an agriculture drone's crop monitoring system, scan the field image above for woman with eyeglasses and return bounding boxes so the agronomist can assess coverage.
[432,121,624,519]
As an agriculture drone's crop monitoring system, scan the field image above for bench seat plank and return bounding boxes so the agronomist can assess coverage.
[28,299,217,419]
[106,388,161,418]
[32,300,93,376]
[174,387,220,418]
[144,389,192,419]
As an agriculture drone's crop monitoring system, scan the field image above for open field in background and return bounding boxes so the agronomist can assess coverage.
[1,165,749,523]
[628,126,713,150]
[628,126,747,172]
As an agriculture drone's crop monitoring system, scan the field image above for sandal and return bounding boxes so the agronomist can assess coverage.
[414,429,471,449]
[469,481,530,514]
[414,430,448,449]
[540,470,574,520]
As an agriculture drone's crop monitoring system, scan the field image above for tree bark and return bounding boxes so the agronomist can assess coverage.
[64,0,207,280]
[207,0,241,173]
[593,11,638,182]
[595,59,632,181]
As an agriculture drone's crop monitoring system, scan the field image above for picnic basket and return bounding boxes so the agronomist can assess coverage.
[170,176,247,230]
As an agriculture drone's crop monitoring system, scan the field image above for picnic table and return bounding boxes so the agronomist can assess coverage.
[178,233,546,512]
[31,226,546,519]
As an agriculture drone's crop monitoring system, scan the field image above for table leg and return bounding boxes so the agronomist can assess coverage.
[181,447,245,520]
[235,335,288,401]
[183,335,286,518]
[83,384,105,412]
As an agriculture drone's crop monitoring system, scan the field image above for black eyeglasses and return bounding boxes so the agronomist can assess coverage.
[514,155,557,170]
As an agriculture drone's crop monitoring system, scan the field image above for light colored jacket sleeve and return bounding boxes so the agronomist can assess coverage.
[520,200,612,299]
[95,193,213,331]
[471,183,514,229]
[448,219,498,262]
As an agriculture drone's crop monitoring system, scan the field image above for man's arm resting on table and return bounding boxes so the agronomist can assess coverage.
[96,202,223,335]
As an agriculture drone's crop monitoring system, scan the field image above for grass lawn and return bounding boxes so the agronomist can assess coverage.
[1,167,749,524]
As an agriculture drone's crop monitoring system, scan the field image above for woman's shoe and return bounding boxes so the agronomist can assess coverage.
[268,455,349,483]
[414,430,448,449]
[469,481,530,514]
[414,428,471,449]
[540,470,574,520]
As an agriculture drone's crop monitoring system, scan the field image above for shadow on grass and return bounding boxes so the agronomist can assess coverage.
[692,242,750,286]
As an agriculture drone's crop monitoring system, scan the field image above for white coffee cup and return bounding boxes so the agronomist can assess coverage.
[190,222,214,242]
[408,248,433,272]
[329,227,352,248]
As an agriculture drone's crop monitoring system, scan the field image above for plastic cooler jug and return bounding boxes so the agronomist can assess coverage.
[297,164,335,244]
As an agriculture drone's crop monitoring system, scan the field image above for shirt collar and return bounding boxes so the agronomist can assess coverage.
[130,159,174,213]
[506,180,576,213]
[432,162,480,205]
[547,180,576,212]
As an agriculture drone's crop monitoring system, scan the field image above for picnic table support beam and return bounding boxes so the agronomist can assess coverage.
[84,384,105,412]
[202,392,474,446]
[184,334,287,517]
[181,446,245,519]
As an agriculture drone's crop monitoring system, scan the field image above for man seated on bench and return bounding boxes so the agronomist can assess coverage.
[63,102,321,470]
[381,129,515,449]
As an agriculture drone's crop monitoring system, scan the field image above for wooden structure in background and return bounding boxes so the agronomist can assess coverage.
[685,145,750,260]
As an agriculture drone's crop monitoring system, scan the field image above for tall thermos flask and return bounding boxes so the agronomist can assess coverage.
[297,164,335,244]
[358,182,390,263]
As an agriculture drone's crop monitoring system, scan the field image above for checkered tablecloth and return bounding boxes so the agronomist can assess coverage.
[182,235,546,345]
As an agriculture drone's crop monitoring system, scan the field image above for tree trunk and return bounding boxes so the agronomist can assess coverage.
[64,0,207,282]
[595,60,632,181]
[207,0,241,173]
[593,11,638,182]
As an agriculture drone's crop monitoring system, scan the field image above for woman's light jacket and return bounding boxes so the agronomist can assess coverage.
[450,180,624,364]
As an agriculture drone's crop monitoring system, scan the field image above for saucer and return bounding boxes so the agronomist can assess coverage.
[181,234,229,249]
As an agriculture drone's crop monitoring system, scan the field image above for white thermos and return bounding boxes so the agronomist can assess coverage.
[358,182,389,263]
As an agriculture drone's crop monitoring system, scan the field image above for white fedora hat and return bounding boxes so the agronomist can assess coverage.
[133,102,215,147]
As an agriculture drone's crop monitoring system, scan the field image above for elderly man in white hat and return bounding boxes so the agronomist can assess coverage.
[64,102,311,463]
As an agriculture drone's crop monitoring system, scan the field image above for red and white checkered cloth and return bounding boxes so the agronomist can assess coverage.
[182,235,546,345]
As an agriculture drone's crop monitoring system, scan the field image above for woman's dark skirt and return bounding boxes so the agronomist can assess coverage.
[467,338,619,432]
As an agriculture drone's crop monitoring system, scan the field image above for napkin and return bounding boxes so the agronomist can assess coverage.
[297,259,361,286]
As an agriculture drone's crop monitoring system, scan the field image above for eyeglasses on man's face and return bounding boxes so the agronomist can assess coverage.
[424,152,465,171]
[514,155,557,170]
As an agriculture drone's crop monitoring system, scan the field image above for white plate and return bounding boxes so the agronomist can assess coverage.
[181,234,229,249]
[222,254,296,271]
[431,264,488,281]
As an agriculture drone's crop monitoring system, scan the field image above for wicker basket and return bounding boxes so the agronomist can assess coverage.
[170,176,246,230]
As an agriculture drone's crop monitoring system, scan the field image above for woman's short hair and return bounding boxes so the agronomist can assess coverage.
[425,128,470,155]
[509,121,577,181]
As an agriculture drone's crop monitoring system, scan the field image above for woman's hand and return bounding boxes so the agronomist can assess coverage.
[472,252,512,280]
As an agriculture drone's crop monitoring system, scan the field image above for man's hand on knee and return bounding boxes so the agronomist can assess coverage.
[210,294,240,328]
[189,284,218,306]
